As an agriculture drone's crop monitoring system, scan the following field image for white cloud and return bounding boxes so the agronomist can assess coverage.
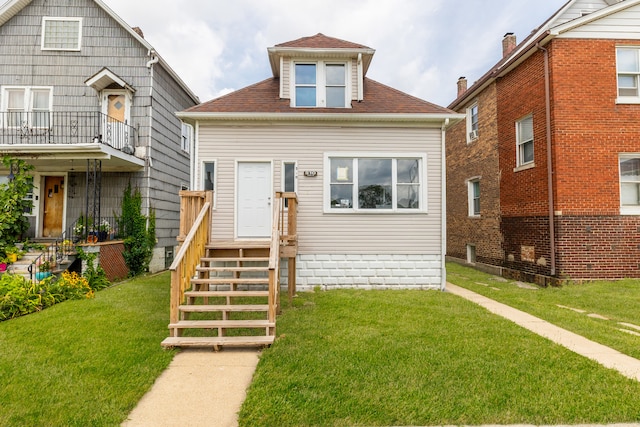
[103,0,567,106]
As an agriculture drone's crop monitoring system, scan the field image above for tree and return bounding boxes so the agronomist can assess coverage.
[117,182,156,276]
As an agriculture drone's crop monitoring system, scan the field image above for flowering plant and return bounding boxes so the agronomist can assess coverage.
[98,219,112,233]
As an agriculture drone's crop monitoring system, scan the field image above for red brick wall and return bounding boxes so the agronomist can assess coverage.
[446,83,504,265]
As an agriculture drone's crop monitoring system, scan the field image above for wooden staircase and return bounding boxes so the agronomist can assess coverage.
[161,191,298,351]
[161,243,276,350]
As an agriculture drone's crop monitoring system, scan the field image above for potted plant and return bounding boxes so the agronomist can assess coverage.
[0,257,8,272]
[5,246,22,263]
[35,257,54,281]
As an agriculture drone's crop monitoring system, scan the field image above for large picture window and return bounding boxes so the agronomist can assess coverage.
[42,17,82,51]
[326,155,423,212]
[294,61,347,108]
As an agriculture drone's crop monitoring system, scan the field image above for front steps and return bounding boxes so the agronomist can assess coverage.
[161,243,276,351]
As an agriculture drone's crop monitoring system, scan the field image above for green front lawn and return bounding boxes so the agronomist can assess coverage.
[240,288,640,426]
[446,262,640,359]
[0,272,175,426]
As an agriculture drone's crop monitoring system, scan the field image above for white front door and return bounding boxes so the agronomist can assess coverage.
[237,162,272,238]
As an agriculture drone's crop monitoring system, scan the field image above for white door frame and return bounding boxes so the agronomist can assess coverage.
[234,160,273,239]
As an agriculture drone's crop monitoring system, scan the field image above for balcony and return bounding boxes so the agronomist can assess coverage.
[0,111,136,153]
[0,111,143,172]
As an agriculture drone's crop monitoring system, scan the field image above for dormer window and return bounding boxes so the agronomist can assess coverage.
[293,61,348,108]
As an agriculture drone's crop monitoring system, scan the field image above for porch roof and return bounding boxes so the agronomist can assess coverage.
[0,143,144,172]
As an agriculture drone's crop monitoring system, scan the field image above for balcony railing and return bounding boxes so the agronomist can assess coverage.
[0,111,136,152]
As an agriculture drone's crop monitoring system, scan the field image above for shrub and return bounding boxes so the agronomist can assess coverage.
[118,182,155,276]
[0,274,57,320]
[77,248,110,291]
[49,271,94,300]
[0,157,34,254]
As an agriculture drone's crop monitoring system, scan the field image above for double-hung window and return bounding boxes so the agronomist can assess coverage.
[616,47,640,102]
[294,61,347,107]
[467,102,479,142]
[326,155,424,212]
[42,17,82,51]
[467,178,480,216]
[516,115,534,167]
[620,155,640,214]
[2,87,52,128]
[181,123,193,153]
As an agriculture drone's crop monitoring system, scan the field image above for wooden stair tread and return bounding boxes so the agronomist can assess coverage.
[179,304,269,312]
[200,257,270,263]
[161,335,274,348]
[184,290,269,298]
[169,319,275,328]
[196,266,268,272]
[191,277,269,284]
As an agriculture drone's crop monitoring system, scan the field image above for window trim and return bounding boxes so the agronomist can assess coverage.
[181,122,193,154]
[515,114,534,168]
[291,60,351,108]
[619,154,640,215]
[323,152,427,214]
[1,86,53,128]
[616,46,640,104]
[466,102,479,143]
[467,177,481,217]
[41,17,82,51]
[201,159,217,208]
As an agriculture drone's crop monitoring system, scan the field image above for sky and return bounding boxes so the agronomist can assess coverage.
[102,0,568,107]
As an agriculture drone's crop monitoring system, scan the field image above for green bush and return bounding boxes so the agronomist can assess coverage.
[0,157,34,256]
[0,274,57,320]
[77,248,110,291]
[117,182,156,276]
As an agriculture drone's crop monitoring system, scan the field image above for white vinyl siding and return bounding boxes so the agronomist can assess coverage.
[196,124,443,255]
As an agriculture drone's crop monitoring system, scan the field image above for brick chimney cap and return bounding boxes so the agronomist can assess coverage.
[504,32,514,37]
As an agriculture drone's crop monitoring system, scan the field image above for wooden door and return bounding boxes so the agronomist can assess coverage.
[42,176,64,237]
[107,94,126,122]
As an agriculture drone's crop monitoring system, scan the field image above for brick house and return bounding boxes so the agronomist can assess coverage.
[446,0,640,284]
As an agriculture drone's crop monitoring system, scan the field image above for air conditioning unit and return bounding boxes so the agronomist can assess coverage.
[468,129,478,140]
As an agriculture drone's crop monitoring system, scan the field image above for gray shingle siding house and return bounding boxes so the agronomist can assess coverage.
[0,0,199,271]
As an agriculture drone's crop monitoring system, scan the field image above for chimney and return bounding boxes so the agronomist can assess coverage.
[457,76,467,97]
[502,32,516,57]
[132,27,144,38]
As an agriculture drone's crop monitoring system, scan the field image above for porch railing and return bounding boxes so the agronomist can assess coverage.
[169,191,214,334]
[0,111,137,152]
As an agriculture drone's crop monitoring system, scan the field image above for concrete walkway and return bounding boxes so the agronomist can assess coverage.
[121,348,259,427]
[446,283,640,382]
[122,285,640,427]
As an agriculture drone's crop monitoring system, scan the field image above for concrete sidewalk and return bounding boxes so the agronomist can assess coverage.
[121,348,259,427]
[446,283,640,382]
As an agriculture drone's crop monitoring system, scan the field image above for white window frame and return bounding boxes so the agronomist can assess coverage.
[466,102,479,143]
[201,160,217,208]
[466,243,477,264]
[1,86,53,128]
[281,160,297,208]
[619,154,640,215]
[323,153,427,213]
[291,60,350,108]
[467,177,480,217]
[616,46,640,104]
[181,122,193,154]
[41,17,82,51]
[515,115,534,169]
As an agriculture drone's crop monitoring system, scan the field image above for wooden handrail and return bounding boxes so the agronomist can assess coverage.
[168,191,213,336]
[268,193,282,325]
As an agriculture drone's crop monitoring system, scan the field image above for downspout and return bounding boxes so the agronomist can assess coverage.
[537,43,556,277]
[145,50,158,217]
[440,118,449,291]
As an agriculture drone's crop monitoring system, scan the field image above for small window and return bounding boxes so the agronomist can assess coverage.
[282,161,297,208]
[327,155,423,212]
[203,161,215,191]
[617,47,640,101]
[516,115,534,167]
[467,103,479,142]
[466,244,477,264]
[42,17,82,51]
[181,123,193,153]
[620,156,640,214]
[468,178,480,216]
[293,61,347,108]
